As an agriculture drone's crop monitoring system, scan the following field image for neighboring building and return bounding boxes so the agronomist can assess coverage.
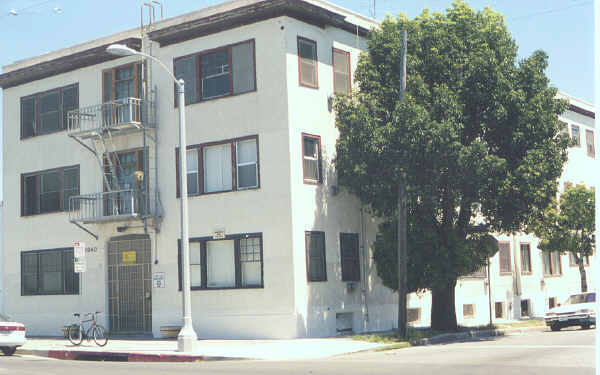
[406,94,597,328]
[0,0,401,338]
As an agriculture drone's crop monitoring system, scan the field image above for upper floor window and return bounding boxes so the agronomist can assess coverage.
[103,63,142,102]
[333,48,351,94]
[302,133,322,184]
[176,135,259,196]
[298,37,318,88]
[498,242,511,274]
[174,39,256,105]
[520,243,531,274]
[571,125,581,147]
[586,130,595,158]
[22,166,80,216]
[543,251,562,276]
[21,84,78,139]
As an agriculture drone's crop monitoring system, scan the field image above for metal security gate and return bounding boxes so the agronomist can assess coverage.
[108,235,152,335]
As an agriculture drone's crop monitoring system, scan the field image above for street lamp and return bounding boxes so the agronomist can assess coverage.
[107,43,197,352]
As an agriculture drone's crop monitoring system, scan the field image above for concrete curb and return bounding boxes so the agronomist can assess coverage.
[412,325,548,346]
[16,348,250,362]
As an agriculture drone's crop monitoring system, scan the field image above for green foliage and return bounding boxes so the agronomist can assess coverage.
[530,185,595,260]
[335,0,569,323]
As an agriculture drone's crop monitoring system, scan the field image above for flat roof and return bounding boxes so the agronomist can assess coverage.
[0,0,377,89]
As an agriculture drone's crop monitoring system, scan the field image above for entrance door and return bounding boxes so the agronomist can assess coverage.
[108,235,152,335]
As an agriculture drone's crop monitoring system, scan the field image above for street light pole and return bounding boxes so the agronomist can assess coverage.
[106,44,197,351]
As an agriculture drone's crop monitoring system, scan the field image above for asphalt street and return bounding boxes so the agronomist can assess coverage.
[0,329,594,375]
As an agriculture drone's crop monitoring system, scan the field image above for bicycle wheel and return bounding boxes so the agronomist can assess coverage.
[68,325,83,345]
[93,325,108,347]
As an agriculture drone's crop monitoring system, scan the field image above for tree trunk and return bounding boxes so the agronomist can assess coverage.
[431,279,458,332]
[577,256,588,293]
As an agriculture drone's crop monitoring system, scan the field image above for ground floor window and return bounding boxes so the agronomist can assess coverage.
[463,304,475,319]
[179,233,263,289]
[407,308,421,323]
[521,299,531,317]
[21,248,79,296]
[495,302,505,319]
[548,297,557,309]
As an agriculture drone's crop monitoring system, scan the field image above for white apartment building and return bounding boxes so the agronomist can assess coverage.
[406,94,597,328]
[0,0,401,338]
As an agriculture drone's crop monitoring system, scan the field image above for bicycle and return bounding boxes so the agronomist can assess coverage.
[67,311,109,347]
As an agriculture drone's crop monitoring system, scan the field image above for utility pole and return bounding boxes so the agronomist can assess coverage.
[397,29,408,338]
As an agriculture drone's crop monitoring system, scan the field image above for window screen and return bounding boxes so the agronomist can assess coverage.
[232,42,255,94]
[333,49,351,94]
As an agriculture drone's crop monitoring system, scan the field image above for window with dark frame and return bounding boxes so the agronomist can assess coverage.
[495,302,504,318]
[298,37,318,88]
[20,84,78,139]
[543,251,562,276]
[407,308,420,323]
[340,233,360,282]
[521,299,530,317]
[520,243,531,274]
[571,124,581,146]
[176,135,259,196]
[174,39,256,106]
[103,63,142,102]
[548,297,557,309]
[333,48,351,94]
[302,134,322,184]
[21,248,79,296]
[586,130,595,157]
[498,242,511,274]
[22,166,80,216]
[179,233,263,290]
[463,304,475,319]
[306,231,327,282]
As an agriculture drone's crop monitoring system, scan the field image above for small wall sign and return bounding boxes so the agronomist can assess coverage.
[122,251,137,263]
[152,272,165,288]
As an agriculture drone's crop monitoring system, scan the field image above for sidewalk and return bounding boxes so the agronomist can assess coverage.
[16,325,548,362]
[17,337,385,362]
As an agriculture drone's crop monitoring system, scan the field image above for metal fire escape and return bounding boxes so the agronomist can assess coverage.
[66,2,164,239]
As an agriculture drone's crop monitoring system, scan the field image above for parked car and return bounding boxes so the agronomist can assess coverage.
[0,313,26,355]
[545,292,596,331]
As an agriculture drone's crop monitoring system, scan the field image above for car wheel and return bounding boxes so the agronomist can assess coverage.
[581,324,591,330]
[1,347,16,356]
[550,324,561,331]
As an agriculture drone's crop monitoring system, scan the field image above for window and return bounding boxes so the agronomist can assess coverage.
[340,233,360,282]
[569,252,590,267]
[543,251,562,276]
[548,297,557,309]
[407,308,421,323]
[305,231,327,282]
[174,39,256,105]
[333,48,351,94]
[495,302,504,319]
[498,242,511,274]
[302,134,322,184]
[564,181,573,191]
[103,150,146,216]
[463,304,475,319]
[20,84,78,138]
[22,166,80,216]
[571,125,580,146]
[21,248,79,296]
[179,233,263,290]
[177,136,259,196]
[586,130,595,157]
[103,63,142,101]
[558,121,569,136]
[298,37,318,88]
[521,299,530,317]
[520,243,531,274]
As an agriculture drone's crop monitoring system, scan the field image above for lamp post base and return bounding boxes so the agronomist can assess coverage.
[177,319,197,352]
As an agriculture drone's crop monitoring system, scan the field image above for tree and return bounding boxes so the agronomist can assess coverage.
[531,185,595,292]
[334,1,569,331]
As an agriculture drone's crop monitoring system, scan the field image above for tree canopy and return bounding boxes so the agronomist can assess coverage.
[530,185,595,292]
[334,1,569,330]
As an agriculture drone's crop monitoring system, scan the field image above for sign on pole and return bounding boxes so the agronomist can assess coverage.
[74,241,86,258]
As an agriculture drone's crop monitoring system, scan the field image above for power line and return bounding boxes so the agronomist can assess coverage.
[509,1,592,21]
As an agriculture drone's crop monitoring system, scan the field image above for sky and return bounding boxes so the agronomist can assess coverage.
[0,0,595,149]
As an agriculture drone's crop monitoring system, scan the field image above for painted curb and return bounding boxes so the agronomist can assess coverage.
[16,348,249,362]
